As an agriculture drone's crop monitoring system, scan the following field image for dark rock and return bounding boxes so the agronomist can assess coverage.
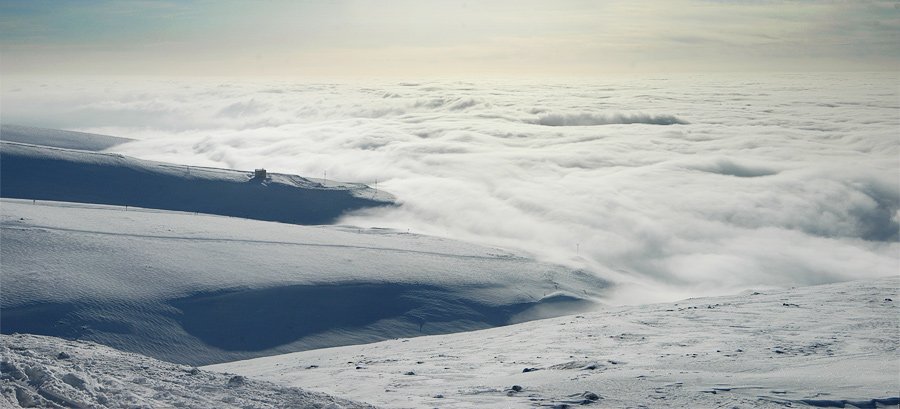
[227,375,247,387]
[62,373,87,390]
[582,391,601,401]
[56,352,70,360]
[0,361,26,380]
[14,385,36,407]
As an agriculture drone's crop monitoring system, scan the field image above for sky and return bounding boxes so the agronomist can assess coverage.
[1,0,898,77]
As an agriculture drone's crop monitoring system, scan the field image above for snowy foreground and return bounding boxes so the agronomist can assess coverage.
[2,278,895,408]
[211,277,900,408]
[1,333,374,409]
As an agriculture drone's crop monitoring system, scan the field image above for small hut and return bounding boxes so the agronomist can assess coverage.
[254,168,267,180]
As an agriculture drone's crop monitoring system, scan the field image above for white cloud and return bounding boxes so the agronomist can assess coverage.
[2,73,897,304]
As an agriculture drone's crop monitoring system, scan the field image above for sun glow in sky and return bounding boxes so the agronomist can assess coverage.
[1,0,898,77]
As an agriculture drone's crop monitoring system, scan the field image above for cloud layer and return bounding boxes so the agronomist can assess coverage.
[2,73,897,303]
[2,1,898,76]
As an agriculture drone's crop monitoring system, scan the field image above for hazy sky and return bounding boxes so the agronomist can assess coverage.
[1,0,899,77]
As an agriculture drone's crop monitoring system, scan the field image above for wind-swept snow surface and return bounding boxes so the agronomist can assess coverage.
[0,124,132,151]
[0,333,374,408]
[0,199,603,366]
[213,277,900,409]
[0,142,393,225]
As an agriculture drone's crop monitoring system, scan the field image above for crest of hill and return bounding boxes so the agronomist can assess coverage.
[0,141,393,225]
[0,124,133,151]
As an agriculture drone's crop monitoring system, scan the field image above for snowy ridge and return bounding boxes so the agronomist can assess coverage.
[0,124,133,152]
[0,333,375,409]
[0,141,394,225]
[212,277,900,408]
[0,199,605,366]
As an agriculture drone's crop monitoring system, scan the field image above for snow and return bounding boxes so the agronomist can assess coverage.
[0,333,374,408]
[211,277,900,408]
[0,199,604,366]
[0,124,132,152]
[1,74,897,407]
[0,141,393,225]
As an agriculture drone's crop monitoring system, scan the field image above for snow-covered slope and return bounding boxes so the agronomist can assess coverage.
[0,141,393,225]
[0,124,132,151]
[0,199,604,366]
[0,333,374,409]
[212,277,900,408]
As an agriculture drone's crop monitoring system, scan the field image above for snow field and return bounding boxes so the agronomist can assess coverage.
[212,277,900,408]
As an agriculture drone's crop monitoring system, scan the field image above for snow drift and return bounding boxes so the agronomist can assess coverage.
[0,199,603,366]
[0,142,393,225]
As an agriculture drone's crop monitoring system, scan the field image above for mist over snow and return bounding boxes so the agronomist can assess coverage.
[3,72,898,303]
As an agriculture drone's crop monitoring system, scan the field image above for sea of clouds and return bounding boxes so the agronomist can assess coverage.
[2,73,897,303]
